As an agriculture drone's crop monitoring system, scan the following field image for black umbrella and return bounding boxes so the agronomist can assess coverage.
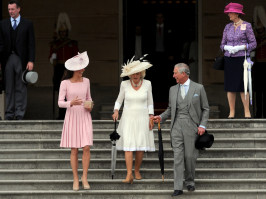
[158,122,164,182]
[109,120,120,179]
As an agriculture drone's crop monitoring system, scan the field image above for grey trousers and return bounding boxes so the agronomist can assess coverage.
[4,54,27,119]
[171,118,199,190]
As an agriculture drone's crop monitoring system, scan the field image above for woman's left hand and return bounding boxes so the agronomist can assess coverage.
[149,115,154,130]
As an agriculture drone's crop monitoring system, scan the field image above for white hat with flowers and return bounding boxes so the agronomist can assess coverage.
[65,51,89,71]
[120,54,152,77]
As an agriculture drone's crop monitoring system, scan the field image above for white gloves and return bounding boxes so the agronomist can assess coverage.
[233,45,246,52]
[224,45,246,54]
[49,53,57,64]
[224,45,233,52]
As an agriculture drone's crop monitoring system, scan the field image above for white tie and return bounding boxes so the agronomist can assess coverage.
[181,85,185,99]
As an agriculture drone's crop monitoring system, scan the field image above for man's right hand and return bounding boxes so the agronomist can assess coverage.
[153,115,161,123]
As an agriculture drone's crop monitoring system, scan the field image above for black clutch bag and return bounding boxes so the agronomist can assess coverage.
[213,50,224,70]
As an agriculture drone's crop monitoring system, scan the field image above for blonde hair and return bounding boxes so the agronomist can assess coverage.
[129,70,146,79]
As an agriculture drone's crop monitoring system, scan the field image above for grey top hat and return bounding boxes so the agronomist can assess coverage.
[22,70,38,84]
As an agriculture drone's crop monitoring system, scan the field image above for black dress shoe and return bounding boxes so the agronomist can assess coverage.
[245,117,252,119]
[187,185,195,191]
[171,190,183,197]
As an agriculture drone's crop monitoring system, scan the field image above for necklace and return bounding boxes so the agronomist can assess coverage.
[234,19,242,27]
[131,80,142,87]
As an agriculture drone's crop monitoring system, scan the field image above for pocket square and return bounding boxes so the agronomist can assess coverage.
[193,94,199,97]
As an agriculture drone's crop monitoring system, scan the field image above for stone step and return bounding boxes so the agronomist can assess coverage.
[0,158,265,169]
[0,179,265,191]
[0,168,266,180]
[1,119,266,130]
[0,147,266,158]
[0,137,266,149]
[0,128,266,139]
[0,190,265,199]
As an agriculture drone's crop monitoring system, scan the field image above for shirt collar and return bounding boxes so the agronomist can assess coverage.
[181,78,190,86]
[10,15,21,23]
[157,23,164,28]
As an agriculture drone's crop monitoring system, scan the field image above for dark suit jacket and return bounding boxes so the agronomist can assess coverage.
[0,17,35,72]
[145,23,176,56]
[160,80,210,131]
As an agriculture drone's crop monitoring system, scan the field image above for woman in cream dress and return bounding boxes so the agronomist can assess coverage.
[112,56,155,184]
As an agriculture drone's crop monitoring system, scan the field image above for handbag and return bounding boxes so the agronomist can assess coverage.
[213,50,224,70]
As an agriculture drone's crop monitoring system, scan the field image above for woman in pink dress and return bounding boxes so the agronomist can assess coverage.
[58,51,93,191]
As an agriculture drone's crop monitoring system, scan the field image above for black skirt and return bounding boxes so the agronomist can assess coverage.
[224,56,245,92]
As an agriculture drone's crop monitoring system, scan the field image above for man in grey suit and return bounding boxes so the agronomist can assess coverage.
[0,0,35,120]
[154,63,209,197]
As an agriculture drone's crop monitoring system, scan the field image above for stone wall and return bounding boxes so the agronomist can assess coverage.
[2,0,120,87]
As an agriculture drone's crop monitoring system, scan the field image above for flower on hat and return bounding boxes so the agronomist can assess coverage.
[65,51,89,71]
[120,54,152,77]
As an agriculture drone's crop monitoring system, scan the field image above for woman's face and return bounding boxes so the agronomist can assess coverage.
[74,68,85,77]
[130,72,141,82]
[228,12,239,21]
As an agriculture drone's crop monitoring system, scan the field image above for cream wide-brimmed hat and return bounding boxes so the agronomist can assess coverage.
[65,51,89,71]
[120,55,152,77]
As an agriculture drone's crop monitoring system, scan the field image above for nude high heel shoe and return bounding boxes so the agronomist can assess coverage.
[134,171,142,180]
[122,174,134,184]
[73,181,79,191]
[81,177,91,190]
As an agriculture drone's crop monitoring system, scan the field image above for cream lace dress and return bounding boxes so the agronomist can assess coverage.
[114,79,155,151]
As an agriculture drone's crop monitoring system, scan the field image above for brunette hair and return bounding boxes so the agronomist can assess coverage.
[8,0,21,8]
[62,70,74,80]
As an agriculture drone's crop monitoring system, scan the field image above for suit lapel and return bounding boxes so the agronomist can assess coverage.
[187,81,196,107]
[16,18,24,43]
[4,20,12,43]
[172,84,179,110]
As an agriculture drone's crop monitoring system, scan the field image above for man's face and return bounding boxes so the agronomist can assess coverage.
[59,30,67,39]
[156,14,164,24]
[8,3,20,18]
[173,67,185,84]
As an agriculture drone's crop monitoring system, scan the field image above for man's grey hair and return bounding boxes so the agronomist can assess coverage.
[174,63,190,76]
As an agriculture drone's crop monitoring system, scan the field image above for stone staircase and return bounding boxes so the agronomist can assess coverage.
[0,119,266,198]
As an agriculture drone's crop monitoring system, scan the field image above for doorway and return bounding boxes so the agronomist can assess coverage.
[123,0,198,113]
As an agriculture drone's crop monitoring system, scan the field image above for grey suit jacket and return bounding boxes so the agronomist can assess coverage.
[160,80,209,131]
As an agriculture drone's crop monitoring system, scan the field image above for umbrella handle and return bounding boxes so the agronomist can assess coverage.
[114,119,116,130]
[158,122,161,131]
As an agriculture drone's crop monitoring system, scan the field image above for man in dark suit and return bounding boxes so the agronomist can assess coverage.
[0,0,35,120]
[145,12,177,103]
[154,63,209,197]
